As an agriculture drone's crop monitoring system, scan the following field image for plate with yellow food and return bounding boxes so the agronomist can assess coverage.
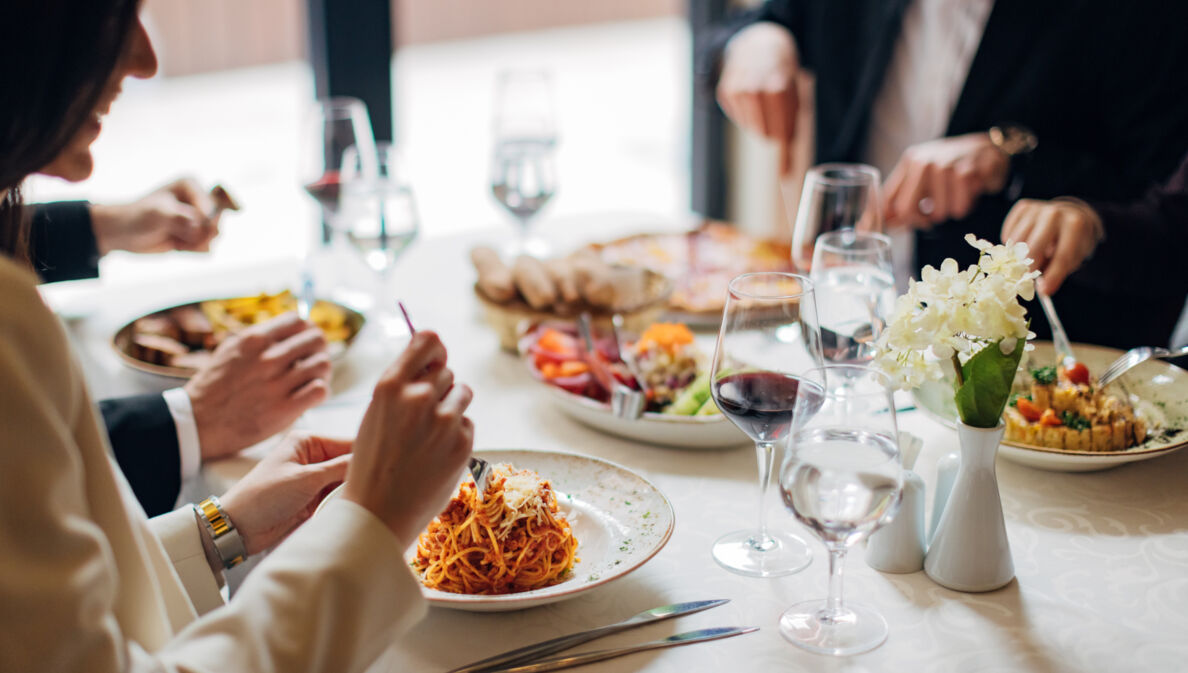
[318,449,674,612]
[112,291,365,379]
[913,341,1188,472]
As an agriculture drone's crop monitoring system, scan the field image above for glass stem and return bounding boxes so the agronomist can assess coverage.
[821,546,848,623]
[753,441,775,549]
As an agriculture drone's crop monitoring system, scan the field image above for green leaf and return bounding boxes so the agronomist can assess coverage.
[954,340,1025,428]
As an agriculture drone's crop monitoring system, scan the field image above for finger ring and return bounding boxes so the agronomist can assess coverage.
[918,197,935,216]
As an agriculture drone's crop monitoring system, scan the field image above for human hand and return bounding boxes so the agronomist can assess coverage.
[90,178,223,255]
[1002,198,1103,295]
[882,133,1010,229]
[716,22,800,174]
[219,434,352,555]
[184,313,331,461]
[342,331,475,545]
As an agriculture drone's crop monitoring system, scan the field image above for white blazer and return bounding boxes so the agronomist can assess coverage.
[0,257,427,672]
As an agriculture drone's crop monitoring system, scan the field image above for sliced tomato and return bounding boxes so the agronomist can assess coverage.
[1016,397,1042,422]
[1039,408,1063,426]
[1066,362,1090,386]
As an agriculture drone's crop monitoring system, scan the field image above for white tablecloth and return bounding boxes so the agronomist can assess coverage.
[49,219,1188,673]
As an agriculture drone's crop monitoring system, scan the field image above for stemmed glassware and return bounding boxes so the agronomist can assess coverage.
[709,272,825,577]
[339,141,420,339]
[778,364,903,656]
[490,68,557,257]
[300,97,377,247]
[810,230,895,370]
[791,163,882,271]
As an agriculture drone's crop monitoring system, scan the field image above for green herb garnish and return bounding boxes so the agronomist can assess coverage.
[1031,366,1057,385]
[1008,392,1032,407]
[1059,410,1091,430]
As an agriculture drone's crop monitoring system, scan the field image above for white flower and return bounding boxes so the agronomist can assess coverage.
[873,234,1036,390]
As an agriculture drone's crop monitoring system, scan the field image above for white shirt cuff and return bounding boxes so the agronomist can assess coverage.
[162,387,202,481]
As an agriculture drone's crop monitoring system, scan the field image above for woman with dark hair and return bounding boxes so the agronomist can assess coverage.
[0,4,475,671]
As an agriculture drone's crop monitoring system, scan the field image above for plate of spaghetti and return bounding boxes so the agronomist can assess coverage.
[319,449,674,612]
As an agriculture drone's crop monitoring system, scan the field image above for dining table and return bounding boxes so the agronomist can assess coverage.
[44,213,1188,673]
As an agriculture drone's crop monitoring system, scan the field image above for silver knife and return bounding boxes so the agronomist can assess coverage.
[448,599,730,673]
[1036,288,1076,368]
[492,627,759,673]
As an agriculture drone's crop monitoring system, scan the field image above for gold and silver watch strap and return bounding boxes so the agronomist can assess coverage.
[194,495,246,570]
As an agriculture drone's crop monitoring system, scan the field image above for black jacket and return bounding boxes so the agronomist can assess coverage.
[31,201,182,515]
[700,0,1188,348]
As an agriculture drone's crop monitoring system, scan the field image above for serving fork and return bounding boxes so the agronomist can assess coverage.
[577,313,645,420]
[1036,288,1076,368]
[1097,344,1188,388]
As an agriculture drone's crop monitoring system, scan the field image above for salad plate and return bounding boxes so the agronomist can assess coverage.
[913,341,1188,472]
[521,323,749,449]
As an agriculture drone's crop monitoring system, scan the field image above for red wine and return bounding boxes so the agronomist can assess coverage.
[712,372,824,443]
[304,170,342,212]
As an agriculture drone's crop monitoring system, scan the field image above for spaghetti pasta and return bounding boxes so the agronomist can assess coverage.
[413,464,579,594]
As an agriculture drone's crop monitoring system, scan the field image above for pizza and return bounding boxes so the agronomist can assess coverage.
[587,222,793,317]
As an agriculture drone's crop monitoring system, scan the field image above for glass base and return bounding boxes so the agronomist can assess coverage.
[503,233,551,258]
[711,529,812,578]
[778,599,888,656]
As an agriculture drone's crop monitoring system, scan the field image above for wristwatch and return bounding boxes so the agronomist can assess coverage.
[989,124,1038,199]
[194,495,246,570]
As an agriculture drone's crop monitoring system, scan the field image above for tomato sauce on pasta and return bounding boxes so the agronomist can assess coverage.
[413,464,579,594]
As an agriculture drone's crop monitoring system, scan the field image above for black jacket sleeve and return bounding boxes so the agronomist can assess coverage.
[98,394,182,517]
[28,201,101,283]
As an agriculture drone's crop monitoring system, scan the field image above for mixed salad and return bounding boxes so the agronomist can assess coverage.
[523,322,719,416]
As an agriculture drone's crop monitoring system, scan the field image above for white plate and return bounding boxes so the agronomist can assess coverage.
[541,384,749,449]
[318,448,674,611]
[912,341,1188,472]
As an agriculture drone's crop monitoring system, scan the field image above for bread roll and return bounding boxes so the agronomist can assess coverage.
[512,255,558,309]
[544,258,581,304]
[470,246,517,303]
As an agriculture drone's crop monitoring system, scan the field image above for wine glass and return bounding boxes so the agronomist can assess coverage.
[339,141,419,339]
[791,163,882,271]
[300,97,377,247]
[778,364,903,656]
[810,230,895,370]
[490,68,557,257]
[709,272,825,577]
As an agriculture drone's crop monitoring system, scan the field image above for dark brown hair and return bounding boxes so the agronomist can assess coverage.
[0,0,142,262]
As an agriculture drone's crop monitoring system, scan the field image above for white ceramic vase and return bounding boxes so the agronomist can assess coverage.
[924,421,1014,592]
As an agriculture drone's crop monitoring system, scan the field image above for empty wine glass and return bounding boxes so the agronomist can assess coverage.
[709,272,825,577]
[490,68,557,257]
[791,163,882,271]
[810,230,895,369]
[339,142,419,339]
[778,365,903,656]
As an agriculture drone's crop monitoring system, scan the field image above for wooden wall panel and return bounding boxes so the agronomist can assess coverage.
[142,0,679,76]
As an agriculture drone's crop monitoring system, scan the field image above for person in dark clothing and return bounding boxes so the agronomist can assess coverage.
[31,185,331,515]
[700,0,1188,348]
[1002,152,1188,348]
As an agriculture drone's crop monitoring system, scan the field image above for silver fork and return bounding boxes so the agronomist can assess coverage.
[1097,344,1188,388]
[1036,289,1076,368]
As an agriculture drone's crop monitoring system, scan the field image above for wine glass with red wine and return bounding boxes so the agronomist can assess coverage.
[709,271,825,577]
[778,364,902,655]
[300,97,377,247]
